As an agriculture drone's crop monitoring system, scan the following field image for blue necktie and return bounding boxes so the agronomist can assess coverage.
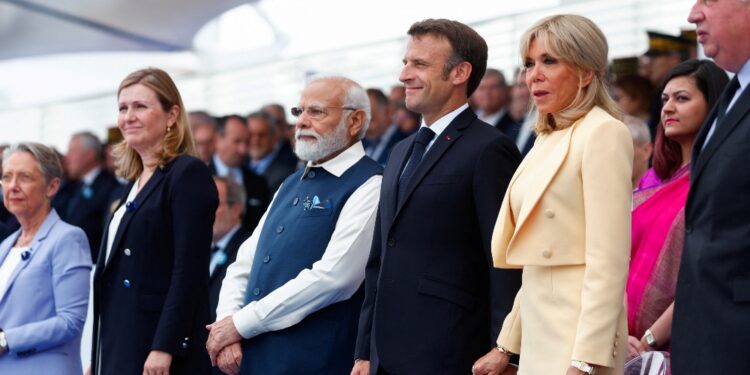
[398,127,435,203]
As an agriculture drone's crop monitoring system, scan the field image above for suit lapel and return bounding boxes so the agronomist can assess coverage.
[0,210,58,305]
[393,108,472,219]
[103,167,167,271]
[509,119,577,246]
[692,82,750,184]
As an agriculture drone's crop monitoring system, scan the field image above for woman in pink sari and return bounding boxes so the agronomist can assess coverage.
[627,59,728,358]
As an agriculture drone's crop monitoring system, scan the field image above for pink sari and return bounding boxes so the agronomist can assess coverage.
[627,165,690,340]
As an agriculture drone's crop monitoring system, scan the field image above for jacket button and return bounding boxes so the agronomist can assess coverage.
[544,210,555,218]
[123,279,131,288]
[686,224,693,234]
[253,288,260,296]
[263,255,271,263]
[276,225,284,234]
[124,248,132,256]
[387,238,395,247]
[308,171,316,178]
[182,342,188,349]
[293,197,299,206]
[542,250,552,258]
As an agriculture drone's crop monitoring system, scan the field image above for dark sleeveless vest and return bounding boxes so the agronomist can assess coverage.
[240,155,382,375]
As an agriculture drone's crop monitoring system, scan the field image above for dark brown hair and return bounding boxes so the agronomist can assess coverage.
[408,19,488,97]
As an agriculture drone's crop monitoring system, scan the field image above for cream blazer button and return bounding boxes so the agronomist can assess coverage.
[542,250,552,258]
[544,209,555,218]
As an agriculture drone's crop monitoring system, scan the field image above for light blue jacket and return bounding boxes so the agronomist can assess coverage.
[0,209,91,374]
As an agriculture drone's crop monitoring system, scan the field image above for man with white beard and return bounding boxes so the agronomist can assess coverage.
[205,76,383,375]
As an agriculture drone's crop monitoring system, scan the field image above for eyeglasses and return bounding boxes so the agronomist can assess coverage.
[290,106,358,120]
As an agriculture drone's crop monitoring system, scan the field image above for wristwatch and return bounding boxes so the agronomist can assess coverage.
[0,330,8,355]
[571,360,596,374]
[642,329,658,349]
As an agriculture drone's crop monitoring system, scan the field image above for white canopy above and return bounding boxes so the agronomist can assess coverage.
[0,0,253,60]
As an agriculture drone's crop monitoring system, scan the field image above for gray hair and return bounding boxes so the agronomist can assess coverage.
[623,115,651,146]
[3,142,63,184]
[213,176,247,214]
[247,111,277,135]
[188,110,217,131]
[72,131,104,161]
[307,75,371,140]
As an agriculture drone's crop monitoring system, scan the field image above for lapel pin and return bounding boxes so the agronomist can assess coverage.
[445,135,452,141]
[125,201,137,212]
[21,250,31,260]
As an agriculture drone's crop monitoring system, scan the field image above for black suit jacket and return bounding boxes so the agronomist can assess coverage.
[53,169,121,261]
[0,221,10,242]
[355,108,522,374]
[261,149,298,194]
[672,77,750,374]
[208,159,270,231]
[92,155,218,375]
[208,225,252,322]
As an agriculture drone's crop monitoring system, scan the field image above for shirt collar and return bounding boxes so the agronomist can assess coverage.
[212,154,234,176]
[301,141,366,179]
[420,103,469,138]
[215,224,241,249]
[81,165,102,186]
[736,59,750,92]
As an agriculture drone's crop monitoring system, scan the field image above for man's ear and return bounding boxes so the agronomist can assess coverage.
[348,109,366,139]
[451,61,472,86]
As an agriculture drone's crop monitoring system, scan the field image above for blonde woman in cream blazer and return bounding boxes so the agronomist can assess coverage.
[472,15,632,375]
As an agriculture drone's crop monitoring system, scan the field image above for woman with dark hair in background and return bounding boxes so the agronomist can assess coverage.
[626,59,728,358]
[91,67,218,375]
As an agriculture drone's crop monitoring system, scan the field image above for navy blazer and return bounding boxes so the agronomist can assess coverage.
[355,108,522,374]
[92,155,218,375]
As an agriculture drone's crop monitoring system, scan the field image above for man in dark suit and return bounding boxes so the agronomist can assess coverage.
[0,221,10,242]
[247,111,298,194]
[363,88,407,166]
[472,69,518,135]
[352,19,522,375]
[209,115,270,231]
[54,131,122,260]
[208,176,252,323]
[672,2,750,374]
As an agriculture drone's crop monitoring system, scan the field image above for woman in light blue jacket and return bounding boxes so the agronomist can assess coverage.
[0,142,91,374]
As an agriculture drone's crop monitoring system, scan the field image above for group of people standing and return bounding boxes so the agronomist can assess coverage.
[1,1,750,374]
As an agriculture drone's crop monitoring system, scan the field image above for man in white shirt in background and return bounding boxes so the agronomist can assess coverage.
[206,75,382,375]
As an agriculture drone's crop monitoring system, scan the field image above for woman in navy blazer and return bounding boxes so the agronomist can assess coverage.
[0,143,91,374]
[91,68,218,375]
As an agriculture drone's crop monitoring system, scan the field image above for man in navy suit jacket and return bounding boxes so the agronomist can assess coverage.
[54,132,122,260]
[208,176,252,323]
[672,2,750,373]
[353,19,521,375]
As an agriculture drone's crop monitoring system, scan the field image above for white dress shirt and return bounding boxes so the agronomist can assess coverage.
[216,142,382,339]
[105,180,138,264]
[703,59,750,148]
[420,103,469,152]
[212,154,244,186]
[0,246,29,301]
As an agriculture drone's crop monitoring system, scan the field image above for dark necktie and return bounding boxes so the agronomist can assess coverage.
[716,77,740,126]
[398,127,435,202]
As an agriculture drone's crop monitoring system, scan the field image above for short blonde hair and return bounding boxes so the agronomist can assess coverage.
[520,14,621,134]
[114,67,195,180]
